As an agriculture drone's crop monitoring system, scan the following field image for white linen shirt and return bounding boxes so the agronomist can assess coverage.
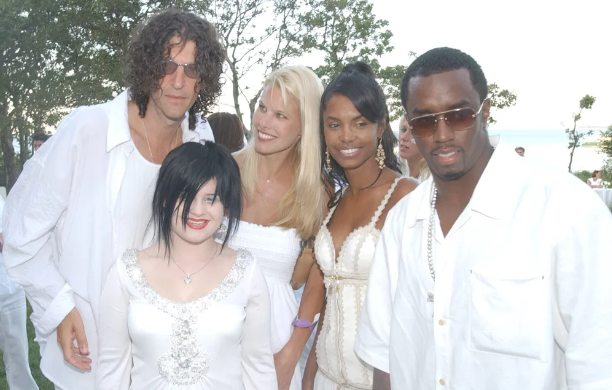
[355,137,612,389]
[2,90,214,389]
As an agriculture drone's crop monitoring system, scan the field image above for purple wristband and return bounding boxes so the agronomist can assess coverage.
[292,318,315,332]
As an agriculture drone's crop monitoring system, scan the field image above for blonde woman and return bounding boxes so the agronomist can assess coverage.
[228,66,327,390]
[399,114,430,182]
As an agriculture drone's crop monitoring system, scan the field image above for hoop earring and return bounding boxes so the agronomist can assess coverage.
[326,149,332,170]
[375,138,385,169]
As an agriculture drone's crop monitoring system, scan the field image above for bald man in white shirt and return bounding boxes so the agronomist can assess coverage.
[2,10,223,390]
[355,47,612,390]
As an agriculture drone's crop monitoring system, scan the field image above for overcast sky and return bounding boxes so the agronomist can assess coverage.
[215,0,611,132]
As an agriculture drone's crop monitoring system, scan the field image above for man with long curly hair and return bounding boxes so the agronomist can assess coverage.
[2,9,225,390]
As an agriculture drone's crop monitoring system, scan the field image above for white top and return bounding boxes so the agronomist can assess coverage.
[587,177,603,186]
[1,90,214,389]
[0,197,20,297]
[96,249,277,390]
[355,137,612,390]
[314,178,400,389]
[114,152,159,250]
[225,221,303,390]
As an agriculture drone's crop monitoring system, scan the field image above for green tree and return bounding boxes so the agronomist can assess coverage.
[565,94,596,172]
[600,124,612,165]
[487,83,517,124]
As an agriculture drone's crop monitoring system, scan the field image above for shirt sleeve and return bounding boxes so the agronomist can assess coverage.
[354,202,402,373]
[2,109,84,335]
[554,195,612,389]
[96,260,132,390]
[241,257,278,390]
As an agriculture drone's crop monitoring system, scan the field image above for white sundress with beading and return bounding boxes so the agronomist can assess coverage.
[313,178,401,390]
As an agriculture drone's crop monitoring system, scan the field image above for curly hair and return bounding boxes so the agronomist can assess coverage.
[124,9,226,129]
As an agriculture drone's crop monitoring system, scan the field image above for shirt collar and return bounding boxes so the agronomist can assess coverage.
[413,135,522,223]
[105,89,200,152]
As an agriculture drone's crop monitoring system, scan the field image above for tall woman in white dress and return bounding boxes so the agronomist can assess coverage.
[97,142,277,390]
[302,62,418,390]
[229,66,327,390]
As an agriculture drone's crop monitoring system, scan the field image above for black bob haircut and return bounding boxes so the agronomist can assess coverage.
[400,47,488,109]
[151,141,241,257]
[320,61,401,204]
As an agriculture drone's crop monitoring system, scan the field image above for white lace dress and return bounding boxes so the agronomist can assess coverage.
[313,178,401,390]
[226,221,303,390]
[96,249,277,390]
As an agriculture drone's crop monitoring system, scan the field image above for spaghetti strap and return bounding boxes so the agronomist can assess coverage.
[370,177,402,226]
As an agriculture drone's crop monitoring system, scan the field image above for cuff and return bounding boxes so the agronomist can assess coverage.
[354,339,389,373]
[37,283,76,335]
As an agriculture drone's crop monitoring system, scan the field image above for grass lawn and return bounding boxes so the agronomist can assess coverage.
[0,302,54,390]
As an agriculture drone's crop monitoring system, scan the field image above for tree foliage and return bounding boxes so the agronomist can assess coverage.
[599,123,612,167]
[565,94,596,172]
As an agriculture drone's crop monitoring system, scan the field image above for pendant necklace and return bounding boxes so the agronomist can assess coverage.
[171,254,217,285]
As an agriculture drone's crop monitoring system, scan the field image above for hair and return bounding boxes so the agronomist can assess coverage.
[151,142,241,258]
[207,112,245,153]
[592,170,600,178]
[401,47,488,109]
[515,147,525,152]
[32,133,50,142]
[124,9,226,130]
[235,66,325,238]
[320,61,401,203]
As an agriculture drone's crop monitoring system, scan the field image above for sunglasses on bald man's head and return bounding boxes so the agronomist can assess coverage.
[162,60,198,79]
[405,99,487,138]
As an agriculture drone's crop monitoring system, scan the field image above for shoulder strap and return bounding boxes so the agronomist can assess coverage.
[370,177,402,227]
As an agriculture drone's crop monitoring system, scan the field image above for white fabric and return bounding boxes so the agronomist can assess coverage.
[313,178,401,390]
[587,177,603,187]
[96,249,276,390]
[0,196,39,390]
[593,188,612,207]
[225,221,303,390]
[2,89,214,390]
[114,152,159,250]
[355,137,612,390]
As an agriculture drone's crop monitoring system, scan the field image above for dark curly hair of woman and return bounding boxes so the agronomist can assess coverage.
[124,9,226,130]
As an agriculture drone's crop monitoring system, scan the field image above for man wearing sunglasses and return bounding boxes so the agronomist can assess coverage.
[356,47,612,389]
[2,10,224,390]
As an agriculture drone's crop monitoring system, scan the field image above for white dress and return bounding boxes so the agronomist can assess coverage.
[96,249,277,390]
[313,178,401,390]
[226,221,303,390]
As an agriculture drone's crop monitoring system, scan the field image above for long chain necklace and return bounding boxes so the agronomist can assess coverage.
[171,254,217,285]
[427,185,438,281]
[141,118,180,164]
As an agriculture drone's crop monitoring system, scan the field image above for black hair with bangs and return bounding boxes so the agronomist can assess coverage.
[152,141,241,257]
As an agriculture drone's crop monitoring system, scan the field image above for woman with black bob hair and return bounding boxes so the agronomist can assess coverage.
[97,142,277,390]
[302,62,418,390]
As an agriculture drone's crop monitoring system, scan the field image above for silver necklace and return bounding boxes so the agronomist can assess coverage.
[427,185,438,282]
[171,255,217,285]
[141,118,180,164]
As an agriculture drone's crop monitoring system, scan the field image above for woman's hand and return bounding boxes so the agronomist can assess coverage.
[274,342,301,390]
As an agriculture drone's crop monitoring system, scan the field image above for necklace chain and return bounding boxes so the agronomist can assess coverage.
[427,185,437,281]
[141,118,180,164]
[171,254,217,285]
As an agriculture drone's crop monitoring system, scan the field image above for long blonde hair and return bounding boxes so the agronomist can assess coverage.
[237,66,325,238]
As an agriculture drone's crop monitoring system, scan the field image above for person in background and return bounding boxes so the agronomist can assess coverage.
[32,132,50,153]
[207,112,246,153]
[356,47,612,389]
[515,146,525,156]
[2,10,223,390]
[587,170,603,188]
[399,114,430,182]
[0,196,39,390]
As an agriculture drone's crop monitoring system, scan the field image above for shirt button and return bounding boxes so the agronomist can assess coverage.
[438,319,446,326]
[439,378,446,386]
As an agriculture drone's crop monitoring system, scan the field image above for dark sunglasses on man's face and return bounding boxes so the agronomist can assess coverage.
[405,99,487,138]
[162,60,198,79]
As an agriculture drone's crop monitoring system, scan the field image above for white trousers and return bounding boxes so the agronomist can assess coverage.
[0,287,39,390]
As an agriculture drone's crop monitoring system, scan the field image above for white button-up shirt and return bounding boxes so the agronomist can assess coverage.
[2,90,213,389]
[355,137,612,389]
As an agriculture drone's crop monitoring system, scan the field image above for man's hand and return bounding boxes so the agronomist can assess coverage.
[373,368,391,390]
[57,308,92,370]
[273,344,300,390]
